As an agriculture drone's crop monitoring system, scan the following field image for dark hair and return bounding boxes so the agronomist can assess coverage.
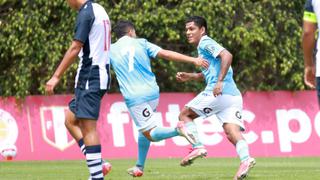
[185,16,207,34]
[113,20,135,39]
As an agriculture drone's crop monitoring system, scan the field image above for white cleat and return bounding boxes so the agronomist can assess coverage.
[127,166,144,177]
[180,147,207,166]
[234,158,256,180]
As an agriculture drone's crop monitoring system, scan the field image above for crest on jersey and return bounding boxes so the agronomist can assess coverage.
[40,107,75,151]
[205,45,215,55]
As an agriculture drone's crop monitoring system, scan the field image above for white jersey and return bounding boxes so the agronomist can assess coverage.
[74,1,111,90]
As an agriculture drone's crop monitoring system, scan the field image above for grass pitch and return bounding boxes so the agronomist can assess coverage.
[0,157,319,180]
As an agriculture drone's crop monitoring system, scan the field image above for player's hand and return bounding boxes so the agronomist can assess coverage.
[176,72,191,82]
[304,66,316,89]
[194,57,209,69]
[45,76,60,95]
[213,81,223,97]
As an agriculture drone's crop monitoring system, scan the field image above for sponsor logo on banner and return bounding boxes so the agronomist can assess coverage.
[40,107,75,151]
[0,109,18,147]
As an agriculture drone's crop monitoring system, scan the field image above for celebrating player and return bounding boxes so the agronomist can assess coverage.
[176,16,255,180]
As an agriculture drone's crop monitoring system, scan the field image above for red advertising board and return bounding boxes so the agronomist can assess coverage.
[0,91,319,161]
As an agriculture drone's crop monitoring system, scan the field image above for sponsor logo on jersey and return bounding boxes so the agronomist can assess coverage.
[142,108,151,117]
[235,111,242,119]
[203,107,213,114]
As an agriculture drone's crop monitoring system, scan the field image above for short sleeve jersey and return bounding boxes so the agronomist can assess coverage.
[110,36,162,107]
[198,35,240,96]
[73,0,111,90]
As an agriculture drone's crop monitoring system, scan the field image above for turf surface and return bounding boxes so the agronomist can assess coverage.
[0,157,319,180]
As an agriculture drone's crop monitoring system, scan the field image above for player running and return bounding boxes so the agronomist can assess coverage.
[176,16,255,180]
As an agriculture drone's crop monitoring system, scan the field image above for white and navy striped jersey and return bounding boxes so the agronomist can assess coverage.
[74,0,111,90]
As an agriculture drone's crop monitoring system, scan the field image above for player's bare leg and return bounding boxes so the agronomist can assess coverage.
[223,123,256,179]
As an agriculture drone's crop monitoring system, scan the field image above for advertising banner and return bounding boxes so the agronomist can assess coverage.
[0,91,319,161]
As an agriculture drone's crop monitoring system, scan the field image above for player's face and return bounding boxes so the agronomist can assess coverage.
[185,22,205,45]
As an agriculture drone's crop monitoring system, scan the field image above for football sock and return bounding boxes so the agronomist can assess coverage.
[136,132,150,170]
[78,138,86,155]
[185,122,203,148]
[236,139,250,162]
[149,126,179,141]
[86,145,103,180]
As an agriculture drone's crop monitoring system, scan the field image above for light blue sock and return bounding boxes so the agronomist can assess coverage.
[149,127,179,141]
[185,121,203,148]
[136,132,150,169]
[236,139,250,162]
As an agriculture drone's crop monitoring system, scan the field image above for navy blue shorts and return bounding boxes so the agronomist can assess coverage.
[69,88,106,120]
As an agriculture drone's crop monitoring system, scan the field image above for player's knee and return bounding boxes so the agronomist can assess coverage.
[142,130,156,142]
[64,118,73,129]
[65,116,77,129]
[179,108,189,120]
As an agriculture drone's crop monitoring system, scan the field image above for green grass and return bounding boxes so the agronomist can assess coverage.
[0,157,320,180]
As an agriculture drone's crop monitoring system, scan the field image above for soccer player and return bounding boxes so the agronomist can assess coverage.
[109,20,209,177]
[175,16,255,180]
[303,0,319,106]
[45,0,111,179]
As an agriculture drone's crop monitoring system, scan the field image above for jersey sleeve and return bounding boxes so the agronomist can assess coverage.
[74,11,95,43]
[304,0,317,23]
[143,39,162,58]
[200,39,225,58]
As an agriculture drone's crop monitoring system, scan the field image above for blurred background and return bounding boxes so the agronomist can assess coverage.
[0,0,305,98]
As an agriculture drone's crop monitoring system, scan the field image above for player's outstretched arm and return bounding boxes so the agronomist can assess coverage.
[156,49,209,69]
[45,40,83,95]
[176,72,204,82]
[302,21,317,89]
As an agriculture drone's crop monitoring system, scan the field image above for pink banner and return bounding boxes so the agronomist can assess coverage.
[0,91,319,161]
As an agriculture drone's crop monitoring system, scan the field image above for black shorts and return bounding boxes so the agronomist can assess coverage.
[69,88,106,120]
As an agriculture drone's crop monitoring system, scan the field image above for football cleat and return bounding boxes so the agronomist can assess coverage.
[180,147,207,166]
[176,121,197,145]
[127,166,144,177]
[234,158,256,180]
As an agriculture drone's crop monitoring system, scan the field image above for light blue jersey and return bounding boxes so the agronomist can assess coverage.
[198,35,240,96]
[110,36,162,107]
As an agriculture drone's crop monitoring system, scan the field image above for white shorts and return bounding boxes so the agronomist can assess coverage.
[128,98,159,132]
[186,91,245,130]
